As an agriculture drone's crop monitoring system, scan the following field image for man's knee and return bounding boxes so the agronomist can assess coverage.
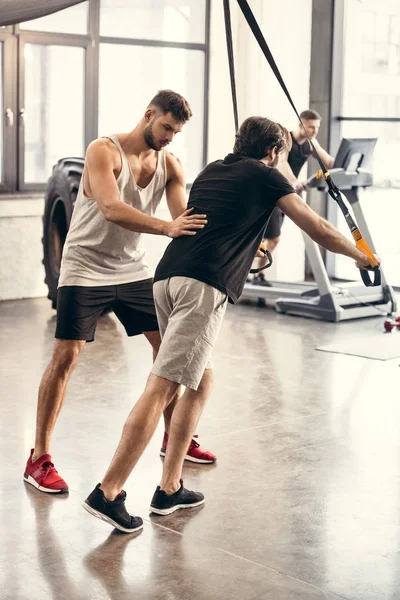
[145,373,179,407]
[196,368,214,396]
[52,339,85,373]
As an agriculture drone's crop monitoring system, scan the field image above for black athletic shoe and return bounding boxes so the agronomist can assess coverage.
[83,483,143,534]
[252,274,272,287]
[150,479,205,515]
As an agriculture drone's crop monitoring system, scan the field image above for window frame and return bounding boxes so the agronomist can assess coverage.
[17,31,91,192]
[0,29,17,193]
[0,0,210,194]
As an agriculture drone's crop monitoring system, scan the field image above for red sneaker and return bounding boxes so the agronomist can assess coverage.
[160,433,216,464]
[24,449,69,493]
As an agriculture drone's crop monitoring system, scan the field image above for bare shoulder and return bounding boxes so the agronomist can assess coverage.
[165,150,184,181]
[86,137,119,168]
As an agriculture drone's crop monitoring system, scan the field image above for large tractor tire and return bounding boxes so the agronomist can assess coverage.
[42,157,84,308]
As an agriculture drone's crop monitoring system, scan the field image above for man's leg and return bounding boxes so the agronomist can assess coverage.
[266,235,280,253]
[83,278,226,530]
[33,339,85,460]
[83,373,177,533]
[84,368,212,526]
[83,371,204,532]
[159,368,214,494]
[100,374,179,500]
[264,209,284,256]
[24,338,85,493]
[147,278,226,515]
[25,284,112,493]
[143,330,180,434]
[111,281,181,437]
[144,329,216,464]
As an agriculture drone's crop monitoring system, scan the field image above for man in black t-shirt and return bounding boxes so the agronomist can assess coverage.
[83,117,375,531]
[253,109,335,285]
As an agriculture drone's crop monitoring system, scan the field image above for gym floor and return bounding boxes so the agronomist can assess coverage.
[1,297,399,600]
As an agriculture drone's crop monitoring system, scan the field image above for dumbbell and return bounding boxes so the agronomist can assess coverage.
[384,316,400,333]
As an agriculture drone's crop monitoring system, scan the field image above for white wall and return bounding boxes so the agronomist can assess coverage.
[0,197,47,301]
[0,0,312,301]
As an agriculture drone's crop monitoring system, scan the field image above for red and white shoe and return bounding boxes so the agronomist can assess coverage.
[160,433,216,464]
[24,449,69,493]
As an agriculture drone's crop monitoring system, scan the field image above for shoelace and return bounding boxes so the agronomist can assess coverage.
[41,461,58,478]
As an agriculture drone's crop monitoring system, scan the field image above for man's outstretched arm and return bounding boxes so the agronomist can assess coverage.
[311,139,334,169]
[278,192,378,269]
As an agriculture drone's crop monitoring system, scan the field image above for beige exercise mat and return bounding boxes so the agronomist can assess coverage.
[317,334,400,360]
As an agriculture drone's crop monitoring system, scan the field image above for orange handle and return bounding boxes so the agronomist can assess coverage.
[352,231,378,267]
[260,242,267,253]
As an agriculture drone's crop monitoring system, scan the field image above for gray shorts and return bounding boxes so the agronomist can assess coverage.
[151,277,227,390]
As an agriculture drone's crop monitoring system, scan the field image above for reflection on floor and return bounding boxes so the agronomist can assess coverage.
[1,297,399,600]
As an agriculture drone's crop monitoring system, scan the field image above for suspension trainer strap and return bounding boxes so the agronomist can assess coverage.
[223,0,239,132]
[223,0,272,274]
[228,0,381,286]
[250,244,273,274]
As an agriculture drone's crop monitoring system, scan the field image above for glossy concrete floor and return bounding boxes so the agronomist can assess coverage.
[1,296,400,600]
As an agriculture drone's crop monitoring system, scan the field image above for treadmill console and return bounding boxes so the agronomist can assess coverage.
[307,137,377,191]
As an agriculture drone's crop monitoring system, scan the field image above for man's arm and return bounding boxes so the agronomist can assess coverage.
[277,151,307,193]
[277,192,376,269]
[86,140,206,238]
[311,139,334,169]
[165,152,187,219]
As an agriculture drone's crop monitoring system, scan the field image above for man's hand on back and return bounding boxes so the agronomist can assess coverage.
[165,208,208,238]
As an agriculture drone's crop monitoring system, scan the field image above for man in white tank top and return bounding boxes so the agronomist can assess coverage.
[24,90,215,495]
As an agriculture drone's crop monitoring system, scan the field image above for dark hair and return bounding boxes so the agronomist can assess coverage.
[300,109,321,121]
[148,89,192,122]
[233,116,289,159]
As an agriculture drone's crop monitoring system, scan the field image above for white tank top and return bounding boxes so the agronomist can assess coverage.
[58,134,167,287]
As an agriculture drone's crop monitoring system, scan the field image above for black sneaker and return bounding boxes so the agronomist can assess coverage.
[252,274,272,287]
[82,484,143,534]
[150,479,205,515]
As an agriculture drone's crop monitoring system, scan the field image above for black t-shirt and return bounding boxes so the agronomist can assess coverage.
[288,132,312,177]
[154,154,294,304]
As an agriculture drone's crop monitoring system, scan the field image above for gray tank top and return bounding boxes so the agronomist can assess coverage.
[58,134,167,287]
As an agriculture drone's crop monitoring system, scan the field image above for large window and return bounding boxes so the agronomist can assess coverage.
[0,0,209,193]
[19,3,89,35]
[342,0,400,119]
[23,44,85,184]
[100,0,206,43]
[331,0,400,286]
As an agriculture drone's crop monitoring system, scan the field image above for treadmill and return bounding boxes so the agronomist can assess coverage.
[242,138,397,322]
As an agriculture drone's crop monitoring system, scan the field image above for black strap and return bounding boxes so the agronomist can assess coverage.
[235,0,329,174]
[223,0,239,132]
[361,268,381,287]
[224,0,381,287]
[250,248,273,274]
[224,0,270,275]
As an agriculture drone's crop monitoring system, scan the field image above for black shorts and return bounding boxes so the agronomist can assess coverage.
[55,279,159,342]
[264,207,285,239]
